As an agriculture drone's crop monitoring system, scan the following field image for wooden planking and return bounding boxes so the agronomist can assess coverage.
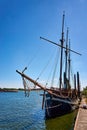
[74,98,87,130]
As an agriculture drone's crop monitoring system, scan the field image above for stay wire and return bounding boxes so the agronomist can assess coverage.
[24,45,41,69]
[51,48,60,87]
[36,49,57,81]
[46,48,60,88]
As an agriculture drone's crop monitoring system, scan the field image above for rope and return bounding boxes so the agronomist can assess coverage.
[21,45,41,71]
[36,49,59,88]
[37,52,54,80]
[51,48,60,87]
[27,46,41,68]
[70,61,74,88]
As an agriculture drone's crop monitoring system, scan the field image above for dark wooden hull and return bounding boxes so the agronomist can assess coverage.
[45,93,77,118]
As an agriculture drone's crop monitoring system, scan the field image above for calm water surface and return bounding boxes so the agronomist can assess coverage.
[0,91,77,130]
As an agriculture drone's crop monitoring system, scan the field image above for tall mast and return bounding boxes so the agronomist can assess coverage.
[68,39,71,88]
[59,12,65,89]
[40,13,81,90]
[65,28,69,78]
[64,28,69,89]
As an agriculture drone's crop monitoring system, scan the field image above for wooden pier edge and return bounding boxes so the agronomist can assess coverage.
[74,98,87,130]
[74,104,80,130]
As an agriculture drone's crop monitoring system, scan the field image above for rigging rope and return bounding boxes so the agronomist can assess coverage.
[35,49,59,88]
[45,48,60,88]
[51,48,60,87]
[36,52,55,80]
[23,45,41,71]
[70,64,74,88]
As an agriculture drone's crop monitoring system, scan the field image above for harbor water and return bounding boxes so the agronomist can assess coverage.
[0,91,77,130]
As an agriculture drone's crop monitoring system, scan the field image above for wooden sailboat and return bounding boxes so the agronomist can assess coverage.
[16,13,81,118]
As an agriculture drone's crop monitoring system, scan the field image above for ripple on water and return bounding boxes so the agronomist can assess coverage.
[0,91,77,130]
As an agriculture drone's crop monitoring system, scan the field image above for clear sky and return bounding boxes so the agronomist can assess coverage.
[0,0,87,90]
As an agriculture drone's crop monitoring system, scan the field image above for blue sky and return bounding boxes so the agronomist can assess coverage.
[0,0,87,89]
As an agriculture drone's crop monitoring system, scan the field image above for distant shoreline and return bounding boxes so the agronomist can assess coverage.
[0,88,42,92]
[0,88,18,92]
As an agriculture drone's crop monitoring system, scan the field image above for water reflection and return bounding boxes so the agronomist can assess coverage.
[45,110,77,130]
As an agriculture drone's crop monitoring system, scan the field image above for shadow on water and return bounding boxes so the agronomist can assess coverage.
[45,110,78,130]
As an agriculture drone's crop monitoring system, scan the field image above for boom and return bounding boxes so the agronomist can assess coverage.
[16,70,69,99]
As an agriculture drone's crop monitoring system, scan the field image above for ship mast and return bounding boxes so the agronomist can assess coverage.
[68,40,71,88]
[65,28,68,79]
[64,28,69,89]
[59,12,65,90]
[40,13,81,90]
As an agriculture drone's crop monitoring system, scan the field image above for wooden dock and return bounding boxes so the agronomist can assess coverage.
[74,98,87,130]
